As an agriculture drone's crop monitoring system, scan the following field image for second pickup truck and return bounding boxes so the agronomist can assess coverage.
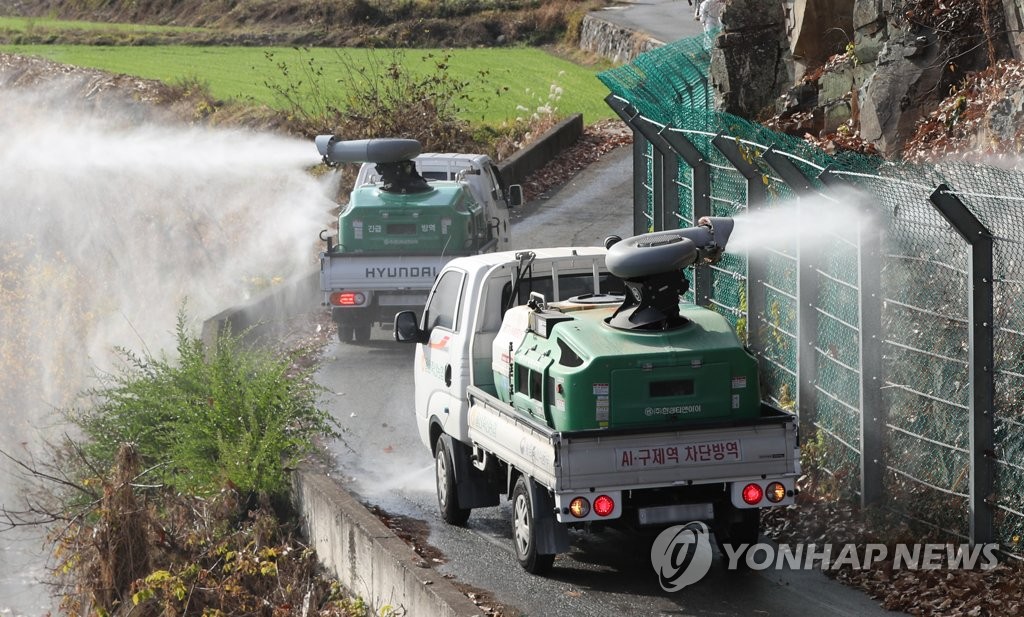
[316,136,522,343]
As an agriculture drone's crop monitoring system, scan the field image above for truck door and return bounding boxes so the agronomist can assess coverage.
[416,269,470,439]
[486,163,512,249]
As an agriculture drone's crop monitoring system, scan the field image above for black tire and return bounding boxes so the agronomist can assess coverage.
[435,437,471,526]
[353,324,372,343]
[337,324,354,343]
[511,476,555,574]
[715,505,761,567]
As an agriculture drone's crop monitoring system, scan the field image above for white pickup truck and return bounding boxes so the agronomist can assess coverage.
[394,218,800,574]
[316,136,522,343]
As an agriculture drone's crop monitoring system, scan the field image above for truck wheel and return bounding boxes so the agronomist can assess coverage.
[715,506,761,566]
[511,476,555,574]
[435,438,470,526]
[337,325,354,343]
[353,324,372,343]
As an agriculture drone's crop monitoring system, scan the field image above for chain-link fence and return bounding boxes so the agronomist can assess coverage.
[598,34,1024,553]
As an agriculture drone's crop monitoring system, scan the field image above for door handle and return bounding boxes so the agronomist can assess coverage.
[445,364,452,387]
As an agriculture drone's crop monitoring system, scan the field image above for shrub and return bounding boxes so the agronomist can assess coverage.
[264,47,489,152]
[71,307,336,502]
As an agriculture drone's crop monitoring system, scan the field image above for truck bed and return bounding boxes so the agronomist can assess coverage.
[466,385,799,494]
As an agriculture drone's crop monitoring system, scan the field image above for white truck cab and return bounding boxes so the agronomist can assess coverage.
[404,247,612,448]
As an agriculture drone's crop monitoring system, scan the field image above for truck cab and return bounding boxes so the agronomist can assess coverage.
[400,247,617,447]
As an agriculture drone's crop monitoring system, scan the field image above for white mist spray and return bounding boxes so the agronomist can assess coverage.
[727,186,874,255]
[0,77,334,612]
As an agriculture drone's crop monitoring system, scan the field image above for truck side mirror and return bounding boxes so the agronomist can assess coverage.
[394,310,425,343]
[507,184,523,208]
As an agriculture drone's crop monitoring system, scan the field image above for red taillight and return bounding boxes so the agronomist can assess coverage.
[593,495,615,517]
[742,483,763,505]
[329,291,365,306]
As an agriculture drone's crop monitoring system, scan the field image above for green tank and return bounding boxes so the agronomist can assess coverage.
[314,136,494,256]
[493,216,754,431]
[501,304,760,431]
[337,184,490,255]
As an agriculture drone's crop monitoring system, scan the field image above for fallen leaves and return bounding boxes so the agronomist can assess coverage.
[763,479,1024,617]
[903,59,1024,164]
[521,119,633,201]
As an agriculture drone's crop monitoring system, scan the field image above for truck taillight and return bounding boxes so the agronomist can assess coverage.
[330,291,366,306]
[741,483,763,505]
[766,482,786,503]
[593,495,615,517]
[569,497,590,518]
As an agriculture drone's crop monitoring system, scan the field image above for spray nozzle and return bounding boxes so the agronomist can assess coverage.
[604,217,735,331]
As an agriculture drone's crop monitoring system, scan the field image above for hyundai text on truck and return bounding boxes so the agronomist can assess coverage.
[315,136,522,343]
[394,217,800,573]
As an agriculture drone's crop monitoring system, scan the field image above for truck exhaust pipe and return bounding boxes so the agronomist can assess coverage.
[605,217,735,331]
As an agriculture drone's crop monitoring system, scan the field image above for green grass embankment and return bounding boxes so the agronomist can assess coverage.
[0,44,616,125]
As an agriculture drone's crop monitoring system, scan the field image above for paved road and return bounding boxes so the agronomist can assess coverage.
[315,146,903,616]
[592,0,705,45]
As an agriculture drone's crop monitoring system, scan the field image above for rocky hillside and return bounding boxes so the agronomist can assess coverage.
[715,0,1024,162]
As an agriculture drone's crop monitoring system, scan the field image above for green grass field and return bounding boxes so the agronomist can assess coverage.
[0,45,615,125]
[0,16,203,34]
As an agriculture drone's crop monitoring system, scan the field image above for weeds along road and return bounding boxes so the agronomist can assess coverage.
[313,146,901,617]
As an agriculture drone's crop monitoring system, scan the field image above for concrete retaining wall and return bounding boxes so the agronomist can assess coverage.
[496,112,583,189]
[293,471,483,616]
[579,14,662,64]
[200,269,320,348]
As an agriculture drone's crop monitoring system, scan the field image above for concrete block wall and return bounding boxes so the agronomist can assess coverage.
[293,471,482,616]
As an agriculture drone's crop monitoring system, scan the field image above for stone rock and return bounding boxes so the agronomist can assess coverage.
[982,89,1024,145]
[852,0,885,32]
[776,80,819,115]
[712,0,789,116]
[790,0,855,66]
[853,24,886,64]
[819,59,856,104]
[723,0,786,31]
[823,99,852,133]
[1000,0,1024,60]
[857,35,944,157]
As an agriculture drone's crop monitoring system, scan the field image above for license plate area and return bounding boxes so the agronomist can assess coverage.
[637,503,714,526]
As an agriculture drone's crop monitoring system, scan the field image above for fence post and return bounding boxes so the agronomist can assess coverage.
[660,129,713,305]
[761,147,819,432]
[711,135,766,370]
[605,95,654,235]
[821,166,886,507]
[929,183,995,546]
[604,96,676,233]
[633,136,651,235]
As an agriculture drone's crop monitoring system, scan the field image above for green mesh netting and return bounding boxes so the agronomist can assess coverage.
[598,33,1024,552]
